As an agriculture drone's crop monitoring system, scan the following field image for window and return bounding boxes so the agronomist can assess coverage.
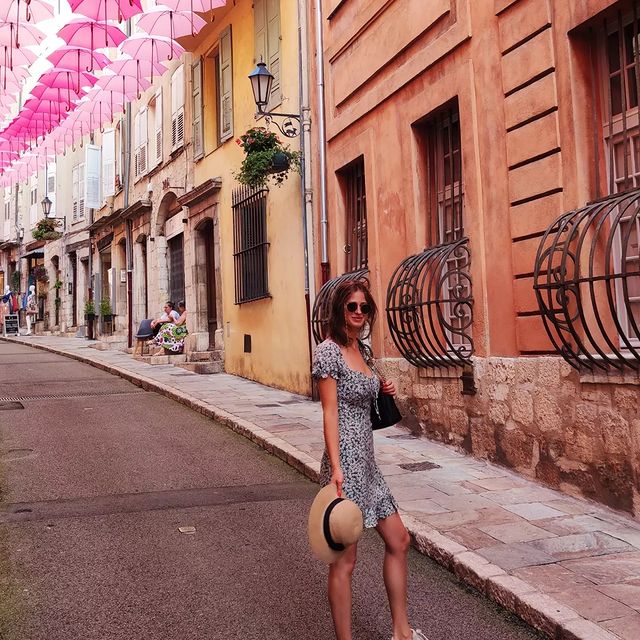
[72,163,85,221]
[102,129,116,198]
[192,59,204,159]
[134,108,148,178]
[254,0,280,110]
[417,102,470,351]
[217,26,233,142]
[29,175,38,228]
[600,16,640,345]
[232,186,270,303]
[47,162,56,217]
[171,65,185,151]
[338,157,367,272]
[152,89,163,166]
[168,234,185,304]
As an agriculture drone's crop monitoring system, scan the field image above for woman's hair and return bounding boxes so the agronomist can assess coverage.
[327,280,377,346]
[178,300,186,310]
[166,301,175,310]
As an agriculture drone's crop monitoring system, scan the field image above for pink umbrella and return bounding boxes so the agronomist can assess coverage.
[137,8,207,39]
[97,72,151,101]
[120,35,185,65]
[0,0,55,23]
[162,0,227,12]
[69,0,143,23]
[58,19,127,51]
[46,46,110,74]
[105,58,167,84]
[30,85,86,109]
[0,22,45,48]
[0,44,37,67]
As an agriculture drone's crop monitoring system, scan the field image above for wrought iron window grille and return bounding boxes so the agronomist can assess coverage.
[386,237,474,369]
[232,185,270,305]
[311,269,369,344]
[534,188,640,371]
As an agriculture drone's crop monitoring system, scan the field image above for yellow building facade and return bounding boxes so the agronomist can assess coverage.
[183,0,312,395]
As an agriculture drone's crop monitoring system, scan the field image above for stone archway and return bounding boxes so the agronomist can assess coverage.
[193,217,220,350]
[50,254,60,327]
[133,233,148,323]
[153,192,182,307]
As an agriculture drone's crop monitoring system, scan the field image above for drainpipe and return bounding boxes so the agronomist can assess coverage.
[298,0,317,373]
[124,18,133,349]
[314,0,329,284]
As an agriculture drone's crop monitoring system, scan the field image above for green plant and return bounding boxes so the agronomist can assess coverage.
[99,297,112,317]
[84,299,95,317]
[53,279,63,290]
[32,218,62,242]
[54,297,62,309]
[10,270,20,291]
[33,265,49,283]
[235,127,301,188]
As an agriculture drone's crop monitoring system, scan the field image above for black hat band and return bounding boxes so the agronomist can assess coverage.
[323,497,346,552]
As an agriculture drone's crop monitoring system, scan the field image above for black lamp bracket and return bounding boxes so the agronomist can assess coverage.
[256,110,301,138]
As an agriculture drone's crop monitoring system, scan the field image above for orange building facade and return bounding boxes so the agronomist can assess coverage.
[311,0,640,516]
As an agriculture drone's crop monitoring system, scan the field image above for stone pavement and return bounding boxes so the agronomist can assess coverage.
[3,335,640,640]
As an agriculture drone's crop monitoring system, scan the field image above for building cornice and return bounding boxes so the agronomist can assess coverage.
[178,178,222,209]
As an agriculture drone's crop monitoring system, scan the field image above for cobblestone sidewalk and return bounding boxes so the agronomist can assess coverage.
[3,335,640,640]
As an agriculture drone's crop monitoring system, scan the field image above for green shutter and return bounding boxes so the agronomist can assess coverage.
[192,59,203,158]
[219,26,233,141]
[254,0,280,109]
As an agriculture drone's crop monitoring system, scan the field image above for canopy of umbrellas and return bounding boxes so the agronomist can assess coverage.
[0,0,226,188]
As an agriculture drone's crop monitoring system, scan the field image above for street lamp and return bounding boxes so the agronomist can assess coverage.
[42,195,65,232]
[247,61,301,138]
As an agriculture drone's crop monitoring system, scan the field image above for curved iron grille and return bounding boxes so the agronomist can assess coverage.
[386,238,473,368]
[311,269,369,344]
[534,189,640,371]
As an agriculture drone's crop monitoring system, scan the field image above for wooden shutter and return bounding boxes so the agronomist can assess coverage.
[138,107,148,176]
[72,165,79,221]
[192,59,203,158]
[84,144,102,210]
[171,65,185,150]
[47,162,56,216]
[155,89,163,165]
[78,162,85,219]
[254,0,280,109]
[219,27,233,141]
[102,130,115,198]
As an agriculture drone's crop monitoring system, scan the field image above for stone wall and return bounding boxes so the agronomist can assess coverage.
[383,356,640,518]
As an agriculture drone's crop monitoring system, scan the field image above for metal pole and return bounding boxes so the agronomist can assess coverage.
[314,0,329,283]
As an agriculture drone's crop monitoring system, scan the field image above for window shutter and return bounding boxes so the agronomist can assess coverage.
[134,112,140,177]
[155,89,163,165]
[78,162,85,219]
[266,0,280,106]
[85,145,102,210]
[219,27,233,141]
[171,65,185,150]
[102,130,115,198]
[192,59,203,158]
[254,0,280,109]
[72,165,79,221]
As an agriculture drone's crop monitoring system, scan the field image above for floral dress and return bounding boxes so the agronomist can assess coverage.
[312,339,398,528]
[152,323,188,353]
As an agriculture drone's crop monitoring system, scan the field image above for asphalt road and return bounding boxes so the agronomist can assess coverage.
[0,342,542,640]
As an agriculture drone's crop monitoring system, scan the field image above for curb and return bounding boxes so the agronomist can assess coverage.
[0,337,619,640]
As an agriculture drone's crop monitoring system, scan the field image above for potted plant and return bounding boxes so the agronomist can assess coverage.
[32,218,62,242]
[99,297,113,320]
[84,299,96,340]
[33,265,49,284]
[235,127,301,188]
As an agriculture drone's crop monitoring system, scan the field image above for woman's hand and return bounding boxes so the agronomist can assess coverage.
[331,467,344,497]
[380,379,396,396]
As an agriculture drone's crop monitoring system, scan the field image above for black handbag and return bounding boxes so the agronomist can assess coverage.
[371,390,402,430]
[358,340,402,430]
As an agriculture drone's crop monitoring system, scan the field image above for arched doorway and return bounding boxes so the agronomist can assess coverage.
[50,255,60,327]
[156,192,185,306]
[194,218,218,349]
[134,234,148,322]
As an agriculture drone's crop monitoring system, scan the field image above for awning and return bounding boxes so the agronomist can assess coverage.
[20,248,45,260]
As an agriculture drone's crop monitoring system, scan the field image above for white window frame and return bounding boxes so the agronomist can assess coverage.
[171,65,185,152]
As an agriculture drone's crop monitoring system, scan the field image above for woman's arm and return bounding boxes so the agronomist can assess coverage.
[175,312,187,326]
[318,376,343,495]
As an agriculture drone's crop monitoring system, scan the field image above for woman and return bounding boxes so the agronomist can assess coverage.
[313,280,427,640]
[152,301,188,354]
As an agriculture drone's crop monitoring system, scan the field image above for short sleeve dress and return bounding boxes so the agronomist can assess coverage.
[312,339,398,528]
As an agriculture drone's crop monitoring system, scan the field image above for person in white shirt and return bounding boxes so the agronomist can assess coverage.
[150,301,179,330]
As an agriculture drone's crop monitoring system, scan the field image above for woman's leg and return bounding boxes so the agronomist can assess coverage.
[328,543,358,640]
[376,512,412,640]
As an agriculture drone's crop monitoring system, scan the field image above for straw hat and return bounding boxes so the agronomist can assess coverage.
[308,484,364,563]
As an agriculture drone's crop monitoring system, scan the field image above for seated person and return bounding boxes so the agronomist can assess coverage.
[152,301,188,354]
[150,301,180,334]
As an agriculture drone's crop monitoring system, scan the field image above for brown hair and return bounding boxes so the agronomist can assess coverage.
[327,280,378,346]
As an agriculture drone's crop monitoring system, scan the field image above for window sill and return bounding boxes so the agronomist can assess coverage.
[235,293,271,306]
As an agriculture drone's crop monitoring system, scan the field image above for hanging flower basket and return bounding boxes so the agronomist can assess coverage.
[32,218,62,242]
[235,127,300,189]
[33,265,49,284]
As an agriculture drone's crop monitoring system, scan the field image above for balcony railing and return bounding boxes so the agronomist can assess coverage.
[534,189,640,371]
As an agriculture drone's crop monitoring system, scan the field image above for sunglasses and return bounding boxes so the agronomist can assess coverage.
[346,302,372,314]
